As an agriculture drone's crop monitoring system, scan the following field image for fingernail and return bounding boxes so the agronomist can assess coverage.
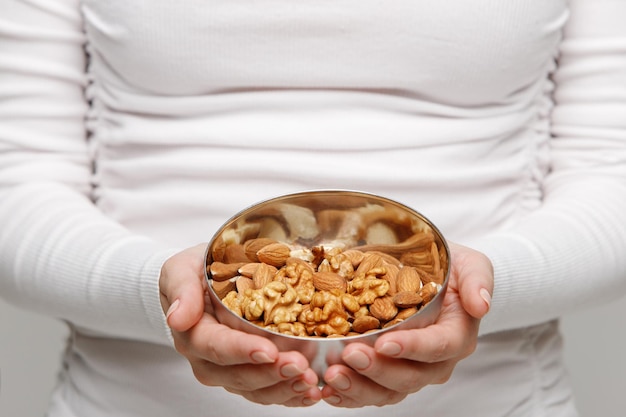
[325,395,341,405]
[344,350,371,370]
[302,397,317,406]
[292,380,310,393]
[377,341,402,357]
[480,288,492,310]
[327,373,351,390]
[280,363,305,378]
[250,351,274,364]
[165,299,180,321]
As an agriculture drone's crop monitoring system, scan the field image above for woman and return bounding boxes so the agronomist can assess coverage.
[1,0,625,416]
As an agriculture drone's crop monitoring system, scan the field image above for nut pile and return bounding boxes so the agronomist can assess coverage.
[208,230,446,338]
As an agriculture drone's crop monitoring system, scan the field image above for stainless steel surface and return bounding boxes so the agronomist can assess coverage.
[204,190,450,379]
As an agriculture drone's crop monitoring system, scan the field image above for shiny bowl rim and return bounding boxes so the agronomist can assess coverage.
[204,189,451,344]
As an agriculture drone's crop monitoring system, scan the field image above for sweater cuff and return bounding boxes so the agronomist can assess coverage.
[139,248,180,346]
[469,233,549,336]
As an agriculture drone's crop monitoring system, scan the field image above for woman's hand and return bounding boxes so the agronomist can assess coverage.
[320,242,494,407]
[159,244,322,407]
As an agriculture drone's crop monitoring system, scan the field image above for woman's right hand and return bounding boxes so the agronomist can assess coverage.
[159,244,321,407]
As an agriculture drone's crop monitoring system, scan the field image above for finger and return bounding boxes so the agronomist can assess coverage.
[374,311,479,363]
[322,363,407,407]
[449,242,494,319]
[190,350,312,391]
[342,343,456,391]
[174,313,280,366]
[228,368,322,406]
[160,244,208,332]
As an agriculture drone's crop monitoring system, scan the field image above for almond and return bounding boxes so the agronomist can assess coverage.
[235,276,254,294]
[352,315,381,334]
[382,263,400,296]
[354,252,384,277]
[243,238,278,262]
[317,259,332,273]
[341,249,365,267]
[252,262,277,289]
[396,306,418,320]
[382,317,404,328]
[396,266,422,293]
[393,291,423,308]
[256,242,291,267]
[209,261,246,282]
[369,295,398,322]
[238,262,261,278]
[223,243,250,264]
[419,282,439,304]
[212,279,236,299]
[312,271,347,293]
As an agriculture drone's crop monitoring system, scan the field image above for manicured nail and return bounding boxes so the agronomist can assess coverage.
[292,380,310,393]
[325,395,342,405]
[344,350,371,370]
[480,288,492,310]
[250,351,274,364]
[280,363,305,378]
[302,397,317,406]
[166,299,180,321]
[327,373,351,390]
[377,341,402,357]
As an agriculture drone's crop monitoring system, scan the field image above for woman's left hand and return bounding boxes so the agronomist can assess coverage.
[320,242,494,407]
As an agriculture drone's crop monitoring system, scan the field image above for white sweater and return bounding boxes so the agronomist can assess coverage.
[1,0,625,416]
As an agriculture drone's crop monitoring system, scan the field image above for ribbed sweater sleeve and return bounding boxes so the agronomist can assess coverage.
[474,0,626,335]
[0,0,176,345]
[0,184,177,345]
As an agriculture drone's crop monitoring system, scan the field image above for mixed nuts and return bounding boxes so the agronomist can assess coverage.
[208,223,447,338]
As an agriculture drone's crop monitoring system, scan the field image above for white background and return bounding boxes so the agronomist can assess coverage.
[1,296,625,416]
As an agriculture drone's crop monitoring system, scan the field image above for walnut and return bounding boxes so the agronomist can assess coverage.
[349,271,390,305]
[303,290,351,337]
[212,230,444,339]
[221,291,244,317]
[265,322,308,337]
[236,281,302,326]
[275,257,316,304]
[241,288,266,321]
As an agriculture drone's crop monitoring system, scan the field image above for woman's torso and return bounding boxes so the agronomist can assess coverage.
[85,0,567,247]
[53,1,578,416]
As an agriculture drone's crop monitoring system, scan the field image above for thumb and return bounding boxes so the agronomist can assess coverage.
[449,242,494,320]
[160,244,208,332]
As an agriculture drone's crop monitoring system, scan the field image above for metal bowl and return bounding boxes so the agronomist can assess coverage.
[204,190,450,378]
